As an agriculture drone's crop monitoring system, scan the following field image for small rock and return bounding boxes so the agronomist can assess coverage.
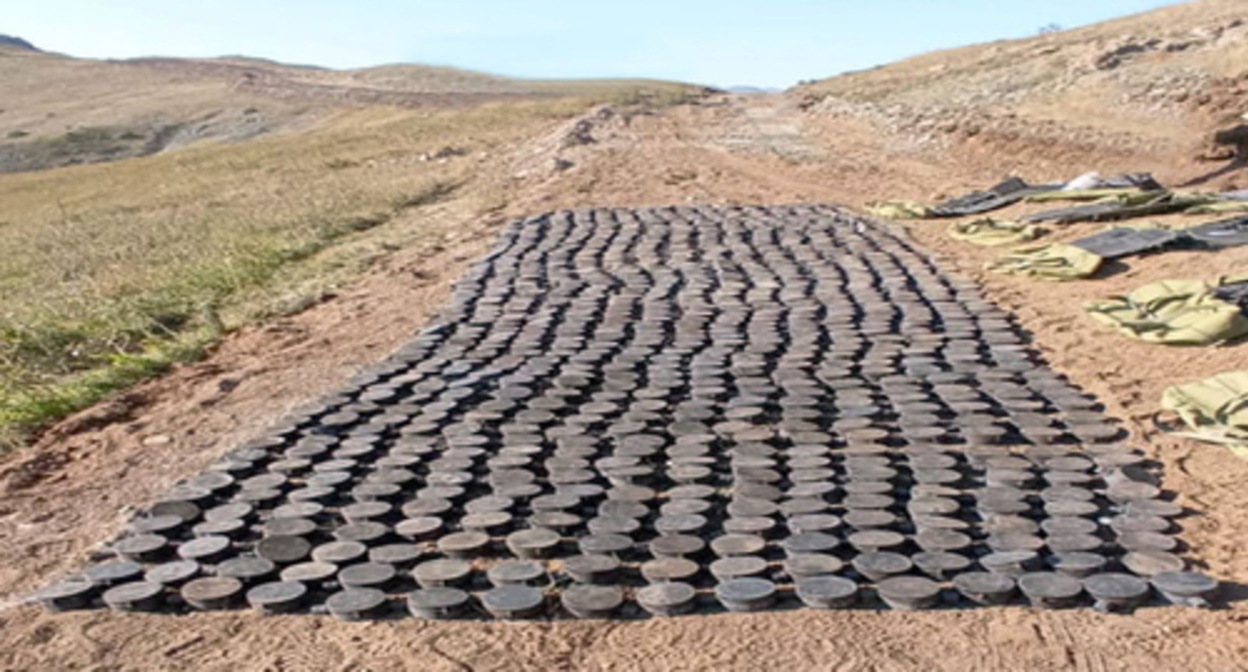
[432,146,467,160]
[142,435,172,448]
[562,120,596,147]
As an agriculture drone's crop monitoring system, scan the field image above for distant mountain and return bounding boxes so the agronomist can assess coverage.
[0,34,37,51]
[723,85,778,93]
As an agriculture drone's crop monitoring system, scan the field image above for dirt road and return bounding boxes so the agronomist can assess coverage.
[2,94,1247,672]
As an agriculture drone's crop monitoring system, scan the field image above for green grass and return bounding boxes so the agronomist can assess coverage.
[0,99,592,449]
[0,126,150,171]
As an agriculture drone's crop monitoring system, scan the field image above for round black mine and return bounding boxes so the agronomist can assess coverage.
[649,534,707,559]
[911,551,972,581]
[85,561,144,587]
[101,581,166,613]
[369,543,424,569]
[148,501,202,525]
[528,511,581,534]
[256,536,313,565]
[181,576,244,611]
[280,562,339,585]
[654,514,708,536]
[876,576,942,611]
[412,559,473,589]
[334,522,391,546]
[506,529,562,559]
[401,498,454,518]
[562,554,621,584]
[177,536,233,564]
[1016,572,1084,609]
[709,556,770,582]
[437,531,493,559]
[262,517,319,539]
[479,584,546,619]
[487,561,547,587]
[246,581,309,615]
[784,553,844,579]
[191,518,248,539]
[636,581,698,617]
[112,535,170,563]
[715,578,777,612]
[640,557,700,584]
[271,502,325,523]
[979,551,1042,577]
[587,516,641,537]
[914,529,972,554]
[407,587,471,620]
[217,557,278,585]
[1125,499,1183,519]
[845,530,904,554]
[1115,531,1178,554]
[395,517,444,542]
[794,576,859,610]
[1121,551,1185,577]
[1150,572,1219,608]
[711,534,767,558]
[461,512,515,535]
[1083,573,1150,614]
[338,562,398,590]
[128,515,186,537]
[953,572,1016,606]
[1045,552,1108,579]
[312,541,369,566]
[561,585,625,619]
[35,580,98,612]
[787,514,842,535]
[145,560,201,587]
[843,510,898,530]
[326,588,391,622]
[1105,482,1162,506]
[578,534,634,557]
[852,552,913,582]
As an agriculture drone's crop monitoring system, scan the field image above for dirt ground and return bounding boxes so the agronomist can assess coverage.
[3,93,1248,671]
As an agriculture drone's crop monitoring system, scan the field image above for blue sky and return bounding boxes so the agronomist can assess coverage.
[7,0,1180,88]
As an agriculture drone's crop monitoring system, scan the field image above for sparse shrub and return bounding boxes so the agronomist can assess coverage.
[63,127,113,145]
[0,100,579,448]
[325,157,360,170]
[390,179,461,210]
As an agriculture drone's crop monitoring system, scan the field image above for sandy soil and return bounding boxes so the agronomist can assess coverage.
[2,93,1248,671]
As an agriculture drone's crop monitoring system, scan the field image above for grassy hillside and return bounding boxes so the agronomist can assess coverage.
[799,0,1247,102]
[0,48,707,448]
[0,100,597,447]
[796,0,1248,153]
[0,47,707,172]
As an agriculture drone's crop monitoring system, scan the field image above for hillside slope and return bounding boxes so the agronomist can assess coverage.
[0,46,704,173]
[796,0,1247,190]
[0,34,36,51]
[0,45,705,446]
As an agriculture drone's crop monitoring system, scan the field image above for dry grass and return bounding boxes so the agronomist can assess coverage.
[313,61,707,99]
[0,48,707,142]
[797,0,1247,107]
[0,97,599,448]
[0,42,706,447]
